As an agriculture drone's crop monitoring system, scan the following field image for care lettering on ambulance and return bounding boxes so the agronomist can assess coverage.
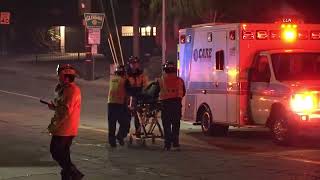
[190,48,213,83]
[193,48,212,62]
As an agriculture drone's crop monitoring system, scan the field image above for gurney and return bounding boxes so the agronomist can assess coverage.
[128,82,164,146]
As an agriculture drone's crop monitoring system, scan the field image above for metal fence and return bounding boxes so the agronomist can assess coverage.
[33,52,87,63]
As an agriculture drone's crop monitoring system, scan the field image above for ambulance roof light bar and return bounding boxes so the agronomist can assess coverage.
[281,23,298,43]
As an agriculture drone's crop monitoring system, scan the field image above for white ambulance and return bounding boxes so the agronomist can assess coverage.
[178,20,320,144]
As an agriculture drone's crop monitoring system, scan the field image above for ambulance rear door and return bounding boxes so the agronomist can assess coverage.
[211,30,228,123]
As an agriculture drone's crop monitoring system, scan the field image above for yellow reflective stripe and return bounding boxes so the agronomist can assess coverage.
[108,76,126,104]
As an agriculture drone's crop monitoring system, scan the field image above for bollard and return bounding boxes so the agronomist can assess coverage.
[84,59,95,80]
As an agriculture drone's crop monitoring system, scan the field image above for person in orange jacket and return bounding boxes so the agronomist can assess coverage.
[153,61,185,151]
[48,64,84,180]
[126,56,148,136]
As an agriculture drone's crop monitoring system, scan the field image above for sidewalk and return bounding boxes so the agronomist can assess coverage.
[0,54,109,87]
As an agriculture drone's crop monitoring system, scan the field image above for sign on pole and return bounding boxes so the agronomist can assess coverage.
[88,28,101,45]
[0,12,10,25]
[91,44,98,54]
[84,13,105,29]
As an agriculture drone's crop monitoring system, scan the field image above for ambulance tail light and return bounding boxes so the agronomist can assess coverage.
[256,30,268,40]
[242,30,254,40]
[180,35,186,44]
[311,31,320,40]
[290,92,318,113]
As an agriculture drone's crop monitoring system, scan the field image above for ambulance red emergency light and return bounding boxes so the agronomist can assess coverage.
[178,19,320,144]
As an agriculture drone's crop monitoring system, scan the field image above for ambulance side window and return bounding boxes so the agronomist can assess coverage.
[216,50,224,70]
[252,56,271,82]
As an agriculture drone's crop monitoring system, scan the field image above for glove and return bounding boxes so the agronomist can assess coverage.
[47,120,57,134]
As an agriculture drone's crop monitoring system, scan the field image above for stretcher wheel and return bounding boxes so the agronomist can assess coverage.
[152,135,156,144]
[141,139,146,146]
[129,135,133,145]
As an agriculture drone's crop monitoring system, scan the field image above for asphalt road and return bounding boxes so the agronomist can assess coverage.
[0,56,320,180]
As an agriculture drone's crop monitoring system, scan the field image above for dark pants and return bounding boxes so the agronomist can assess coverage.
[161,100,182,148]
[108,103,129,145]
[50,136,81,180]
[132,111,141,132]
[127,96,141,133]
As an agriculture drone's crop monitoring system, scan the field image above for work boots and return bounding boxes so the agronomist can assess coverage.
[71,167,84,180]
[60,168,84,180]
[60,170,71,180]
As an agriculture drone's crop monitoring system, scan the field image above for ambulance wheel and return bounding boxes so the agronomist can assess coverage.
[129,135,133,145]
[200,109,214,136]
[271,116,293,145]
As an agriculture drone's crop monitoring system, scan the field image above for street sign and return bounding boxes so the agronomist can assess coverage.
[91,44,98,54]
[0,12,10,25]
[84,13,105,29]
[88,28,101,45]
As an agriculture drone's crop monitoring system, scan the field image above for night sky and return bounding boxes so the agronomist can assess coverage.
[1,0,320,26]
[0,0,79,26]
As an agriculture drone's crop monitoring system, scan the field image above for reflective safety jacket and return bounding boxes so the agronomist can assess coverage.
[108,75,127,104]
[48,82,82,136]
[159,74,185,100]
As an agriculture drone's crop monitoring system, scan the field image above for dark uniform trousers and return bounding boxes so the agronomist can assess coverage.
[126,96,142,134]
[50,136,81,179]
[108,103,129,145]
[161,99,182,148]
[132,100,141,132]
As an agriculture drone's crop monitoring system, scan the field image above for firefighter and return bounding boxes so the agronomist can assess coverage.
[154,61,185,151]
[47,64,84,180]
[107,65,129,147]
[126,56,148,136]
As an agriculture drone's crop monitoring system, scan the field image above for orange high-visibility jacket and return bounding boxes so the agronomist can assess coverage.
[50,83,81,136]
[159,74,185,100]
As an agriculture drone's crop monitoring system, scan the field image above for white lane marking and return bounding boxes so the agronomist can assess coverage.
[0,89,40,100]
[280,156,320,165]
[79,125,107,133]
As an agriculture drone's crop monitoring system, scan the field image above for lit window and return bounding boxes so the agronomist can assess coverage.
[146,26,151,36]
[153,27,156,36]
[121,26,133,36]
[141,27,146,36]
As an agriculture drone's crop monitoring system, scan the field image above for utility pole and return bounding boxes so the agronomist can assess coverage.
[132,0,140,58]
[162,0,166,64]
[79,0,95,80]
